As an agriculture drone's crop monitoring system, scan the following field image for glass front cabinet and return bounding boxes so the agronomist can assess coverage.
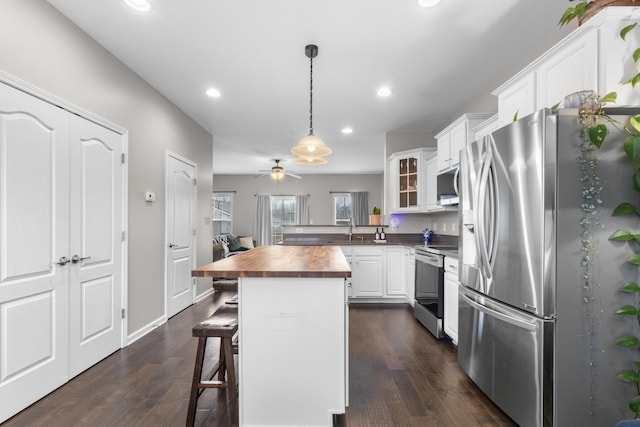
[388,148,436,213]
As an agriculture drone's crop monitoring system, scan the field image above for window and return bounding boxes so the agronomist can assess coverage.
[212,192,233,236]
[271,195,296,244]
[333,193,352,225]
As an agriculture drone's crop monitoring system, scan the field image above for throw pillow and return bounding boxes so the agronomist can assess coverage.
[227,235,242,251]
[239,236,255,249]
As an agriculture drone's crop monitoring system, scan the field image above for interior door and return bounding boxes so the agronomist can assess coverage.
[68,115,123,377]
[0,82,70,423]
[166,154,196,318]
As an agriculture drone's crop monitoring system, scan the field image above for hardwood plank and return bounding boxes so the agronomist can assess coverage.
[3,295,516,427]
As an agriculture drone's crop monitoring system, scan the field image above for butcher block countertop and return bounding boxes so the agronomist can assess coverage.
[192,245,352,279]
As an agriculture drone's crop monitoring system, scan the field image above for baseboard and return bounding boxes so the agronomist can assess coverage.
[195,286,215,303]
[126,314,167,346]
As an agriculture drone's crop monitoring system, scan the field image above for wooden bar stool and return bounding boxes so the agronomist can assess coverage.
[186,305,238,427]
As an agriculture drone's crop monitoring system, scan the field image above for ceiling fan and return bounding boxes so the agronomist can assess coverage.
[254,159,301,182]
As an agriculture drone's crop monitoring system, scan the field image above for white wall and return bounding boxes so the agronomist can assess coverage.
[0,0,213,335]
[213,174,383,236]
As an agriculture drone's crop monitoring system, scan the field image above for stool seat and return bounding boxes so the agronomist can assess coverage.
[192,305,238,338]
[187,305,239,427]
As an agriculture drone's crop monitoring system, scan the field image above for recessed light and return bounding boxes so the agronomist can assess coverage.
[206,88,221,98]
[341,127,353,134]
[416,0,442,7]
[377,87,392,97]
[124,0,151,12]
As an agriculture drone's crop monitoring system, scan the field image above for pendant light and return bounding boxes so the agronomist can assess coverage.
[292,44,332,163]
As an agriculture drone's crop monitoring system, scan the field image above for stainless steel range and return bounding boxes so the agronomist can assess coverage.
[413,247,444,339]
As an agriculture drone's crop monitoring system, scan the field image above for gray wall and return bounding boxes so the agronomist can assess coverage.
[0,0,213,336]
[213,174,383,237]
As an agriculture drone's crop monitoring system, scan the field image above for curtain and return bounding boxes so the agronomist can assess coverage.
[351,191,369,225]
[253,194,272,246]
[295,194,310,225]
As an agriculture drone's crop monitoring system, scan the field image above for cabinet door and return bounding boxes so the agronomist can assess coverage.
[425,155,440,211]
[406,250,415,305]
[449,122,467,170]
[437,132,451,172]
[444,272,459,345]
[496,72,536,127]
[536,29,597,110]
[352,256,383,297]
[385,247,406,296]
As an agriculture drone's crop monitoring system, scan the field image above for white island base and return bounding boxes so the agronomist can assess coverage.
[238,276,348,426]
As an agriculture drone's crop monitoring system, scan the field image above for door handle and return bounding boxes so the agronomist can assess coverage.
[71,255,91,264]
[55,256,70,266]
[169,243,177,248]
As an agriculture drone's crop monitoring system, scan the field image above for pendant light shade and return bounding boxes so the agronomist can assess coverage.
[291,134,332,157]
[291,44,331,163]
[294,154,328,165]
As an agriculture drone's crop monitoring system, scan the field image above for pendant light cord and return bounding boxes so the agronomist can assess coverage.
[309,55,314,135]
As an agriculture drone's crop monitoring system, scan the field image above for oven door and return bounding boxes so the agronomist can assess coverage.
[415,251,443,302]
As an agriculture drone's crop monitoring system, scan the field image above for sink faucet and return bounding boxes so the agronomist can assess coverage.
[347,216,354,242]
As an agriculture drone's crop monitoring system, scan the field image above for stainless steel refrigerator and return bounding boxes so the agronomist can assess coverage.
[458,108,640,427]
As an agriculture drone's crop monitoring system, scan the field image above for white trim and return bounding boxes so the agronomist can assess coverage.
[195,286,215,303]
[0,69,127,134]
[0,68,129,352]
[121,134,129,348]
[126,315,167,346]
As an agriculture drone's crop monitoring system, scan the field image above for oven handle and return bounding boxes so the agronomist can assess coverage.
[415,252,443,267]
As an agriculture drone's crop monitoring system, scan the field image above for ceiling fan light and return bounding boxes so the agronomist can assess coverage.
[294,155,328,165]
[270,169,285,181]
[291,134,332,157]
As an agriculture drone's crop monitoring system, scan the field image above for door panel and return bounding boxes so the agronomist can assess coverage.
[0,82,70,423]
[166,155,196,318]
[68,115,122,377]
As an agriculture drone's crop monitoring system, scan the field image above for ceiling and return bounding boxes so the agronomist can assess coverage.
[46,0,570,175]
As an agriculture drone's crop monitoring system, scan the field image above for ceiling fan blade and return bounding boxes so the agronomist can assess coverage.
[253,173,268,178]
[286,172,302,179]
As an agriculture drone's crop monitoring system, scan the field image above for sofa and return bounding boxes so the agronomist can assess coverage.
[212,234,255,263]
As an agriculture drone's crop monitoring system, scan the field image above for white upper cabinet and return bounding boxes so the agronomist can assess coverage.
[494,7,640,127]
[435,113,493,174]
[388,147,435,213]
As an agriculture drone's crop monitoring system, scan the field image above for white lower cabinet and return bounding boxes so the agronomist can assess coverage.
[385,247,406,296]
[443,256,459,345]
[350,246,384,298]
[406,248,416,306]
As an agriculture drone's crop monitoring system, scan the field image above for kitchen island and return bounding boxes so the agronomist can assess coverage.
[192,245,351,427]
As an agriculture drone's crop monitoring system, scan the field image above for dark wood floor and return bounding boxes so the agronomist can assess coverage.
[3,292,516,426]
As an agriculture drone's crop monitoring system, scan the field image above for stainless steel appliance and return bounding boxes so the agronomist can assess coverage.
[414,247,444,339]
[458,108,640,427]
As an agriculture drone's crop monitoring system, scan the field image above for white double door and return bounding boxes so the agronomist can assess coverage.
[0,82,124,422]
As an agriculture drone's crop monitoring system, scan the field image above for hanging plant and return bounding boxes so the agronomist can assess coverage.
[576,91,617,413]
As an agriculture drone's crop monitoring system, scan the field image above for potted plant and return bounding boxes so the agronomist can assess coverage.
[369,207,381,225]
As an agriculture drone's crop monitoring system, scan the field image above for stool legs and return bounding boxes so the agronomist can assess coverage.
[222,335,238,426]
[187,337,207,427]
[186,336,238,427]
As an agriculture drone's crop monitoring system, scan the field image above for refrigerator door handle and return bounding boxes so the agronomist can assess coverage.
[477,147,493,281]
[461,290,538,332]
[453,166,460,196]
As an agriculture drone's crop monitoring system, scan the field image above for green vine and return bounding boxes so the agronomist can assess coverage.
[610,113,640,419]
